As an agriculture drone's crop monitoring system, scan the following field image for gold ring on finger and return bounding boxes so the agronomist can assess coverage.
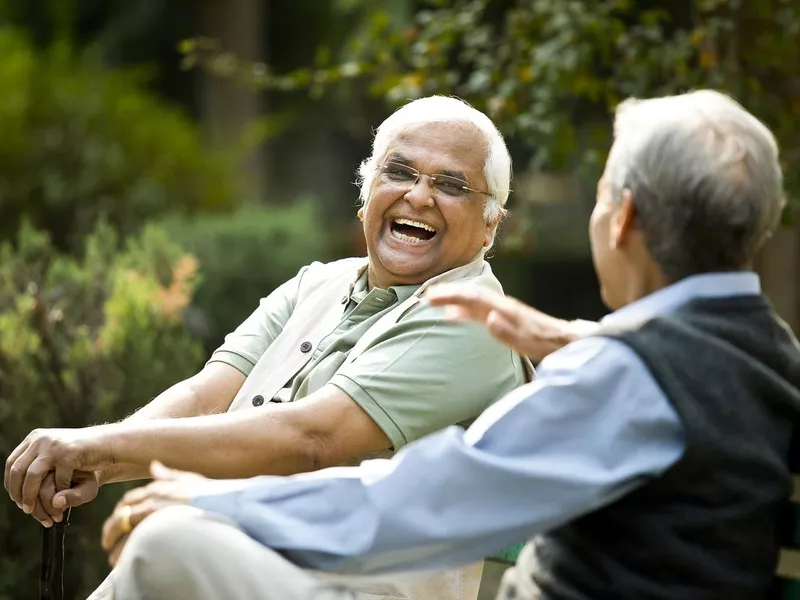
[119,505,133,535]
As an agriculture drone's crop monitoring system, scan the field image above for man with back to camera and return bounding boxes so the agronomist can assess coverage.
[94,88,800,599]
[4,95,553,600]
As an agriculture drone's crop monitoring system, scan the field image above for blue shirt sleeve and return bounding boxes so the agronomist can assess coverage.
[191,336,686,575]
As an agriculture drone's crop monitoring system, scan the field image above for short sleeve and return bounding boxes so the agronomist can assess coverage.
[206,267,307,376]
[329,303,526,450]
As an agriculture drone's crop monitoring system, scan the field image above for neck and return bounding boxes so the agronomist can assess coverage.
[623,265,671,305]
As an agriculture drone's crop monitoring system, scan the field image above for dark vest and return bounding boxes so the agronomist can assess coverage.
[529,295,800,600]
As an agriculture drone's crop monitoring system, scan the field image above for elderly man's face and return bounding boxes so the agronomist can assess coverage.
[360,122,495,289]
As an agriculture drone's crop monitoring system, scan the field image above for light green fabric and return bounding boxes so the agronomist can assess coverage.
[208,268,526,450]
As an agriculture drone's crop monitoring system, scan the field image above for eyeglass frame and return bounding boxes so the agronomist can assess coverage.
[376,161,494,199]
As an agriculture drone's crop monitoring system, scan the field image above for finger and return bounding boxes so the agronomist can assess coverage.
[52,477,98,510]
[442,305,473,322]
[427,290,496,322]
[150,460,184,481]
[31,501,54,528]
[486,311,526,353]
[462,294,521,329]
[38,474,63,523]
[120,482,161,506]
[21,456,53,514]
[107,534,129,568]
[102,500,154,551]
[427,285,491,308]
[3,438,30,494]
[8,446,42,509]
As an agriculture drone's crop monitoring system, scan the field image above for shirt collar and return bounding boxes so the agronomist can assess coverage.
[352,269,418,304]
[601,271,762,327]
[359,250,487,304]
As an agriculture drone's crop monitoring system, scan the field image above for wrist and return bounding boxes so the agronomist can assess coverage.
[545,318,597,353]
[566,318,600,340]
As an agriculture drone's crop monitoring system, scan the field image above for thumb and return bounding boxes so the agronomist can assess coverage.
[150,460,184,481]
[52,480,98,509]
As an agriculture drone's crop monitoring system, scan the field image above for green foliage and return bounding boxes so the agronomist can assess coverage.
[0,28,239,253]
[0,222,204,598]
[161,198,339,352]
[182,0,800,203]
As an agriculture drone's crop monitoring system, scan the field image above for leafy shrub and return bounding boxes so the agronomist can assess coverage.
[0,28,239,253]
[161,198,340,351]
[0,222,205,599]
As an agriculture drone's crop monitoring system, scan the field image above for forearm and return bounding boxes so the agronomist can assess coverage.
[97,363,244,485]
[95,381,204,484]
[99,407,317,480]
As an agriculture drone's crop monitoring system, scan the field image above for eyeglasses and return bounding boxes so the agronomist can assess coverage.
[377,161,492,199]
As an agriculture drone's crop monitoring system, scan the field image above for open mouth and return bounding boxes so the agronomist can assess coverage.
[390,218,437,244]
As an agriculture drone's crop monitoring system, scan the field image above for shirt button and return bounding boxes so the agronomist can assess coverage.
[300,341,313,353]
[252,395,265,406]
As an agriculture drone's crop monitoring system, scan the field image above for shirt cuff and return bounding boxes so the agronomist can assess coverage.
[329,374,407,450]
[206,350,256,377]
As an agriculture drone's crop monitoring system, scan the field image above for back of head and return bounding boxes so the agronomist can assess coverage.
[608,90,785,281]
[357,96,512,224]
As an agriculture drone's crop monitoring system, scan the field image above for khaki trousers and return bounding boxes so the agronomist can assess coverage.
[87,506,484,600]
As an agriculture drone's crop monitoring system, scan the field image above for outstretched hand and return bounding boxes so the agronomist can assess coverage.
[102,461,207,566]
[426,283,590,362]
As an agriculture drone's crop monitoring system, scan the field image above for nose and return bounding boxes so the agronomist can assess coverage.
[403,174,435,209]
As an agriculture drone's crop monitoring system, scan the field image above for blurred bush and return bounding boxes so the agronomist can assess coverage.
[0,27,239,253]
[161,198,339,352]
[0,222,205,598]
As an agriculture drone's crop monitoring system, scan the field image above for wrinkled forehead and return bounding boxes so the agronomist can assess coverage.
[384,121,488,180]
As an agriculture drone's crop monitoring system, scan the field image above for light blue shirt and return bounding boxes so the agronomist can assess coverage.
[192,272,762,575]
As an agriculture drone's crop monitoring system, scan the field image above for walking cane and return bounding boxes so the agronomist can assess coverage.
[40,507,71,600]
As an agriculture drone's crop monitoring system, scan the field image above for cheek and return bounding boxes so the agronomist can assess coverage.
[362,189,391,225]
[445,203,486,238]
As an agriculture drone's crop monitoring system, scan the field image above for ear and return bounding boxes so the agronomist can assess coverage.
[357,207,365,221]
[483,216,501,247]
[610,189,637,249]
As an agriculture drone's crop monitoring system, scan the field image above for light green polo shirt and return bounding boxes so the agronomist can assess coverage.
[208,267,526,450]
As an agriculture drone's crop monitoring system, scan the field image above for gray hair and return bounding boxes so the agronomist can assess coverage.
[357,96,511,228]
[607,89,785,281]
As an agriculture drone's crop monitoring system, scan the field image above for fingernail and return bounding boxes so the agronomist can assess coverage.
[22,504,32,514]
[53,514,62,523]
[42,520,52,528]
[16,502,22,510]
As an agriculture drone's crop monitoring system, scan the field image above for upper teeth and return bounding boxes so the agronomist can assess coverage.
[395,218,436,232]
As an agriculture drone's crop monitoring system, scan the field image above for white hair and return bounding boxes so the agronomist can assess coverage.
[357,96,512,227]
[607,89,785,280]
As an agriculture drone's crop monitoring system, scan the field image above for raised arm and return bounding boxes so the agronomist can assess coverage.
[426,283,598,361]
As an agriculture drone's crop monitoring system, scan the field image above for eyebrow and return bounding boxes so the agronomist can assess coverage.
[386,153,414,166]
[385,153,469,182]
